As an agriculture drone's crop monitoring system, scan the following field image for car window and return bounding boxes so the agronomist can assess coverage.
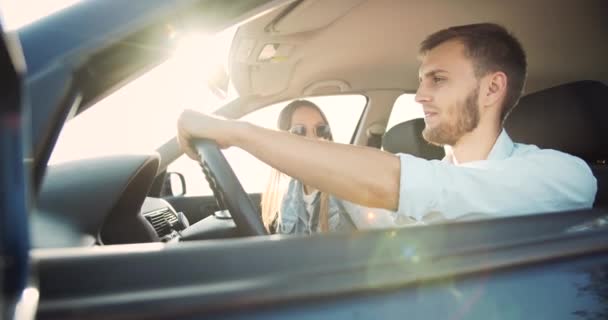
[168,95,367,196]
[386,93,423,131]
[48,28,237,165]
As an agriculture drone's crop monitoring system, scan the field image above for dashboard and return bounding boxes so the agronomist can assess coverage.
[36,154,160,247]
[35,153,238,248]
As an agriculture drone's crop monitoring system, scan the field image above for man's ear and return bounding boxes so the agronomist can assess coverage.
[483,71,507,107]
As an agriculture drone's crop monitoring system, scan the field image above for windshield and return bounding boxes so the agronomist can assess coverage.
[49,28,237,165]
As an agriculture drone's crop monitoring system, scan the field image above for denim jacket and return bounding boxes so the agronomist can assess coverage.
[274,179,354,234]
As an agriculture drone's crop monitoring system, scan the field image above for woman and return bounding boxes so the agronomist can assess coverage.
[261,100,355,234]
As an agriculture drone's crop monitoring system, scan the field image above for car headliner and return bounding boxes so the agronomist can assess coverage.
[227,0,608,107]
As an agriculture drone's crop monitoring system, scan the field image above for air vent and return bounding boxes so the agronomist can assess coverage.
[163,209,178,225]
[144,208,177,237]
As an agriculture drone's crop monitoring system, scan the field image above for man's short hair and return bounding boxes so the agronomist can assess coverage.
[419,23,527,121]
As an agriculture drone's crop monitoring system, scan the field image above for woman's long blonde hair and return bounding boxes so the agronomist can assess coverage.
[261,100,334,233]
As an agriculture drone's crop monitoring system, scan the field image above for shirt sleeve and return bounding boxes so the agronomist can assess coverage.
[340,200,417,230]
[396,150,597,222]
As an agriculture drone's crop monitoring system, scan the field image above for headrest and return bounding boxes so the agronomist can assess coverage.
[505,81,608,162]
[382,118,444,160]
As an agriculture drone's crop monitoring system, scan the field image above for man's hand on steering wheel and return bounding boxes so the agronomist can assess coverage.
[178,110,266,236]
[177,109,244,159]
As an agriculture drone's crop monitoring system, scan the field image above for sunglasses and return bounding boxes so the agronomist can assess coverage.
[289,124,332,139]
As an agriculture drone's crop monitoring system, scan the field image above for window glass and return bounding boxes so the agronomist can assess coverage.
[169,95,367,196]
[49,28,237,165]
[386,94,423,131]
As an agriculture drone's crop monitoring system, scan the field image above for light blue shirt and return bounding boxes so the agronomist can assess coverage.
[347,130,597,228]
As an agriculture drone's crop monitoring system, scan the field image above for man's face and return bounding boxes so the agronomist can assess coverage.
[416,40,481,146]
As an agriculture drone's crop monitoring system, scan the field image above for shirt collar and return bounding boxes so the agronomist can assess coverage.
[443,129,514,164]
[486,129,515,161]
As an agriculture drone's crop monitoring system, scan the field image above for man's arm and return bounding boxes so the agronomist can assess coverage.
[177,110,401,210]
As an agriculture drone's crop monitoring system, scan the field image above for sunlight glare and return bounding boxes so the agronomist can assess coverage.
[166,30,235,110]
[49,28,237,165]
[170,33,223,106]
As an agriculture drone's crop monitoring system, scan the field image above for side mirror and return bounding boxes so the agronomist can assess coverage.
[162,172,186,197]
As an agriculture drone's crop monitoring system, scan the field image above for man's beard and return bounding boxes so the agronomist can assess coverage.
[422,86,480,146]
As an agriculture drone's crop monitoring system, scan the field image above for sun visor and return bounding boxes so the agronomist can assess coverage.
[231,40,297,96]
[249,62,294,96]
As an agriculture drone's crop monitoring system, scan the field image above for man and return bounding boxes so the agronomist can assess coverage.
[177,23,596,225]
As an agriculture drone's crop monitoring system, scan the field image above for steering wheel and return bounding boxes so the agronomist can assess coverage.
[193,139,267,236]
